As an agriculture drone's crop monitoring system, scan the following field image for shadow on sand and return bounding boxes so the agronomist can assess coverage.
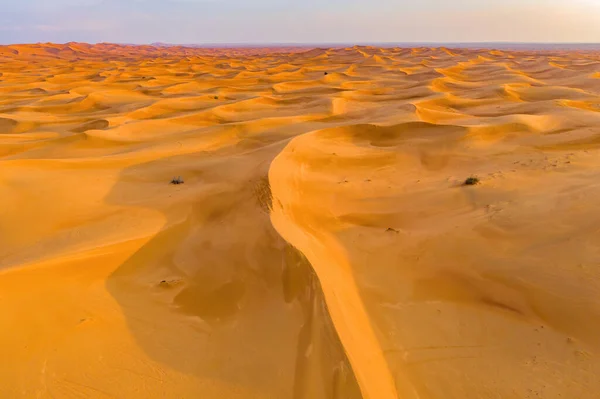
[103,137,362,398]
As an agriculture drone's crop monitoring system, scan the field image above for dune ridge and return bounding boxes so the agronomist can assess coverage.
[1,43,600,398]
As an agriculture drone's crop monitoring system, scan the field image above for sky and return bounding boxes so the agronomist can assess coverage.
[1,0,600,45]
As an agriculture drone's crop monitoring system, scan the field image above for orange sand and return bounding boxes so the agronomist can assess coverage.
[1,43,600,398]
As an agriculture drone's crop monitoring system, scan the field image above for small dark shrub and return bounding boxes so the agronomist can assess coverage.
[464,176,479,186]
[171,176,184,185]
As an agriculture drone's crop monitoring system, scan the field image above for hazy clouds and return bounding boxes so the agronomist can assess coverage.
[1,0,599,44]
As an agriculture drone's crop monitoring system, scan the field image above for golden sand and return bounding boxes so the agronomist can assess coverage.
[1,43,600,398]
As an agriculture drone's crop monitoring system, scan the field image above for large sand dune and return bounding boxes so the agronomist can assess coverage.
[1,43,600,398]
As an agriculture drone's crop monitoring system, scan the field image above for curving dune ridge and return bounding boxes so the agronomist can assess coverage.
[1,43,600,398]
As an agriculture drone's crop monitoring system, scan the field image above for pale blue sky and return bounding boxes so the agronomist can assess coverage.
[1,0,599,44]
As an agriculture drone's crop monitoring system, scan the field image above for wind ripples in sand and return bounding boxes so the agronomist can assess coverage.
[1,43,600,398]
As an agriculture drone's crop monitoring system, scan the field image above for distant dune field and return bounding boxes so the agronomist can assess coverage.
[1,43,600,399]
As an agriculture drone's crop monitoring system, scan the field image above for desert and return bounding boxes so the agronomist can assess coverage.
[1,43,600,398]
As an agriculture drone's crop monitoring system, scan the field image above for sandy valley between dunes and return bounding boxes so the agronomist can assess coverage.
[1,43,600,398]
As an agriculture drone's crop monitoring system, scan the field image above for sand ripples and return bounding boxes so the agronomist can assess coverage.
[1,44,600,398]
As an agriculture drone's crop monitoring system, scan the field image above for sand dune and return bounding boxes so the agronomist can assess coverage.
[1,43,600,398]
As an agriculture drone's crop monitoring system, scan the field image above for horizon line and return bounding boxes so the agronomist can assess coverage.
[3,41,600,46]
[2,41,600,52]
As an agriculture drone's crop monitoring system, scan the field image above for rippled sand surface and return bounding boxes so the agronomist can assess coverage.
[1,43,600,398]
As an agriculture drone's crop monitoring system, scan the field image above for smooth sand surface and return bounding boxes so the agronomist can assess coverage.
[1,43,600,398]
